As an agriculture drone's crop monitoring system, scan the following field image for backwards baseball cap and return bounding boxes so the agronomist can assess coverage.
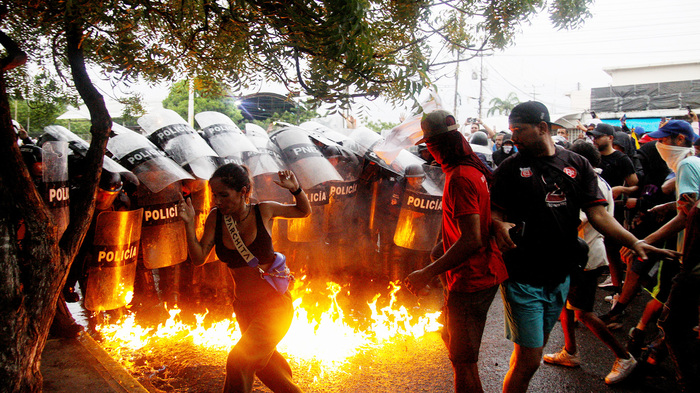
[586,123,614,137]
[509,101,563,130]
[416,109,459,144]
[646,120,698,143]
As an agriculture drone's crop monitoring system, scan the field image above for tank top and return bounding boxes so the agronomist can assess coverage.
[214,204,275,269]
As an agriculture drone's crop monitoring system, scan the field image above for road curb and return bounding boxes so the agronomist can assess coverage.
[78,333,149,393]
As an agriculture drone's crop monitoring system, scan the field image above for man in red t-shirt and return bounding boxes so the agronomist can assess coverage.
[405,110,508,393]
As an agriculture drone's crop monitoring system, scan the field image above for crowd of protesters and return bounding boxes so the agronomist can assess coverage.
[406,103,699,393]
[13,101,700,392]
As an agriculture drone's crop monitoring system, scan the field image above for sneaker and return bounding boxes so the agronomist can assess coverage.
[543,347,581,367]
[645,334,667,366]
[604,293,620,308]
[605,354,637,384]
[626,327,645,358]
[598,276,614,288]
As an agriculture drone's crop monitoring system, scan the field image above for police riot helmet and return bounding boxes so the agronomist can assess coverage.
[469,131,489,147]
[99,170,123,193]
[95,170,123,210]
[20,144,43,177]
[322,144,342,159]
[404,164,425,178]
[36,132,60,147]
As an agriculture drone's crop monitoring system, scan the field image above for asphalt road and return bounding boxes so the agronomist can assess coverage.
[263,282,680,393]
[65,275,681,393]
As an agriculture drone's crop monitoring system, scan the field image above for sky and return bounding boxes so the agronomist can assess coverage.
[85,0,700,130]
[431,0,700,129]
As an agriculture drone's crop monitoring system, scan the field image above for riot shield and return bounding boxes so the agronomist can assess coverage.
[470,143,494,168]
[299,121,362,154]
[41,125,137,184]
[108,124,193,193]
[138,109,219,179]
[390,150,427,178]
[287,184,329,242]
[84,209,143,311]
[393,165,443,251]
[324,141,362,234]
[136,181,188,269]
[41,141,70,238]
[270,125,342,189]
[195,111,257,167]
[184,179,218,264]
[348,126,383,156]
[244,123,291,203]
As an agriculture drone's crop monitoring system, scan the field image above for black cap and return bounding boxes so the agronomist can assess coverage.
[509,101,563,130]
[586,123,614,137]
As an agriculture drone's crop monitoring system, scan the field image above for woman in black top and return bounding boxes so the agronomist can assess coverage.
[180,163,310,393]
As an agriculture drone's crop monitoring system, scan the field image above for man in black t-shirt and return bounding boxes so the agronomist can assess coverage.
[492,101,673,393]
[588,123,638,193]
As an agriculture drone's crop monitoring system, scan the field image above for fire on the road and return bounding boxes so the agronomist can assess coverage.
[96,278,442,382]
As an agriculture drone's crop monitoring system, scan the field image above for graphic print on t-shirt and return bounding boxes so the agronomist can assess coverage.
[541,174,567,208]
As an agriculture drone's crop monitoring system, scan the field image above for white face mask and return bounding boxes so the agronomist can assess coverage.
[503,145,513,154]
[656,142,693,172]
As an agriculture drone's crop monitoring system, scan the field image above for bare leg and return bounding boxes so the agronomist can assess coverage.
[454,363,483,393]
[637,298,663,330]
[560,307,577,354]
[503,344,544,393]
[576,310,630,359]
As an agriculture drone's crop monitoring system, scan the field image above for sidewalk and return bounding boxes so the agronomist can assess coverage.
[42,333,148,393]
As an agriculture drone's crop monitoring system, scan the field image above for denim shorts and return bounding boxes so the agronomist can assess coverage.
[501,277,570,348]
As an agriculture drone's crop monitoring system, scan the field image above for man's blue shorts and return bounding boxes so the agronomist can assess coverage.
[500,277,570,348]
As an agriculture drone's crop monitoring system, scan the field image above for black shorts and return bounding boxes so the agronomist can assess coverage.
[566,269,601,312]
[442,285,499,364]
[631,258,681,303]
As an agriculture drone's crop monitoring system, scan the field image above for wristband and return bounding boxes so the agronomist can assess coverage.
[290,187,302,195]
[632,239,645,248]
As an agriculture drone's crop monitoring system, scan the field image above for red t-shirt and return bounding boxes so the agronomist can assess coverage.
[442,165,508,292]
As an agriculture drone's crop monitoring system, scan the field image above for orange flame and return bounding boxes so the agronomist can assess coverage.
[97,278,441,380]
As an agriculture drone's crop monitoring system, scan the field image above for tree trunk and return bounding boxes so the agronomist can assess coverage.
[0,3,112,390]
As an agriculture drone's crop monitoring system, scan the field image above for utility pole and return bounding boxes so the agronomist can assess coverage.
[478,54,484,119]
[454,50,460,119]
[188,76,195,127]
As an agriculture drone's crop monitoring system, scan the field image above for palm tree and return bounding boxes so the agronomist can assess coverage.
[487,92,520,116]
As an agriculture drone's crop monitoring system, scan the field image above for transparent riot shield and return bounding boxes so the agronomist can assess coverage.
[270,125,342,189]
[137,181,188,269]
[393,166,443,251]
[184,179,218,264]
[348,126,383,156]
[108,124,193,193]
[299,121,362,154]
[42,125,137,184]
[41,141,70,238]
[84,209,143,311]
[195,111,258,167]
[287,184,329,242]
[324,143,362,234]
[244,123,291,203]
[390,149,427,177]
[138,109,219,179]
